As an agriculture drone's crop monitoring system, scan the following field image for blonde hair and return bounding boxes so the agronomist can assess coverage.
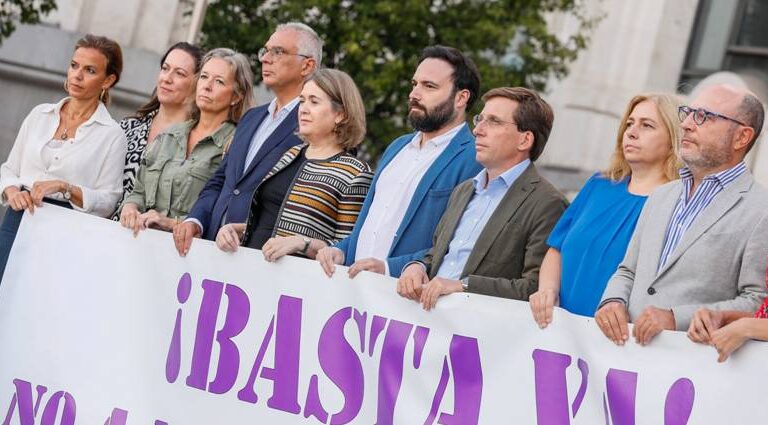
[306,68,366,151]
[192,48,255,123]
[603,93,683,181]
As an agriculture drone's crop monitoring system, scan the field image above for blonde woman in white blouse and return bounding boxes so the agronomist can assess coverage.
[0,34,127,280]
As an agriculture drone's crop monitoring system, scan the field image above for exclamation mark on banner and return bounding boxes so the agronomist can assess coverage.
[166,273,192,383]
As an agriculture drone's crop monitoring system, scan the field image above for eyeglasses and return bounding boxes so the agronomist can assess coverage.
[472,114,518,128]
[258,46,311,61]
[678,105,748,127]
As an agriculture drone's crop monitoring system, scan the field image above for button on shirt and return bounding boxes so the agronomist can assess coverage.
[243,97,300,174]
[436,159,531,280]
[355,123,465,267]
[657,161,747,271]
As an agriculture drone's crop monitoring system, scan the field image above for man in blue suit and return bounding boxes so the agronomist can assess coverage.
[317,45,483,278]
[173,23,321,256]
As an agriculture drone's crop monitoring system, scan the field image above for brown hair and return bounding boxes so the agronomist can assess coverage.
[603,93,683,181]
[481,87,554,161]
[306,68,367,151]
[74,34,123,105]
[133,42,205,119]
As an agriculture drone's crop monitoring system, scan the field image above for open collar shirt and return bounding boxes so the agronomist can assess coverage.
[436,159,531,280]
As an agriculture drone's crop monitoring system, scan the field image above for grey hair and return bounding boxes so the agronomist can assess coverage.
[738,93,765,151]
[199,47,256,123]
[276,22,323,65]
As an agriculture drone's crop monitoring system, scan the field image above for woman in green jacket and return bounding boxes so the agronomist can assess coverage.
[118,48,254,234]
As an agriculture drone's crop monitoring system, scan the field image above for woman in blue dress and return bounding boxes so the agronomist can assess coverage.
[530,93,682,325]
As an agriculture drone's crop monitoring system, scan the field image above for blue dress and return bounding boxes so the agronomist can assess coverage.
[547,173,647,317]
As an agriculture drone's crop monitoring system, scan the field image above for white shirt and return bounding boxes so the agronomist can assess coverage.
[355,122,465,268]
[0,98,127,217]
[243,97,300,173]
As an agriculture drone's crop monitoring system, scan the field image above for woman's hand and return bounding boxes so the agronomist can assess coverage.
[142,210,177,232]
[119,203,143,236]
[30,180,67,206]
[529,288,559,329]
[711,319,751,362]
[216,223,246,252]
[4,187,35,213]
[262,235,305,262]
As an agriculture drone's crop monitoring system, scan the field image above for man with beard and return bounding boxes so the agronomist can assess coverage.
[397,87,567,309]
[316,45,483,278]
[595,84,768,347]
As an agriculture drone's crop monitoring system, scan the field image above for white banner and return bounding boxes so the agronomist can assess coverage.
[0,206,766,424]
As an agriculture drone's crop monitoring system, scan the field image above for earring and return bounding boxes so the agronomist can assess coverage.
[99,88,106,102]
[63,80,69,92]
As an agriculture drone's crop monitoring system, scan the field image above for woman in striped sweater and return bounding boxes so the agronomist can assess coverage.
[215,68,373,260]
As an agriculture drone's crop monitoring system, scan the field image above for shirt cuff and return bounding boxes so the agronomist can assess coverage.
[401,260,427,276]
[183,218,204,235]
[597,297,627,310]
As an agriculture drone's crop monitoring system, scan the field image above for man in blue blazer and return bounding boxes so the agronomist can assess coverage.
[317,46,483,278]
[173,23,321,256]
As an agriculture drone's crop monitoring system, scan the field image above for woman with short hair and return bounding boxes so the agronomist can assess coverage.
[215,68,373,261]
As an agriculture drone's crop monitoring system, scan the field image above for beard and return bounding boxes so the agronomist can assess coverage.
[408,93,456,132]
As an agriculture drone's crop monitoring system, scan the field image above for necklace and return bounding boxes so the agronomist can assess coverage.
[59,102,95,140]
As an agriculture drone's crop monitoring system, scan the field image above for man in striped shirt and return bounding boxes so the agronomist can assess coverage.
[596,84,768,347]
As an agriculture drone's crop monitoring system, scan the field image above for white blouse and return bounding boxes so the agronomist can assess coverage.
[0,98,127,217]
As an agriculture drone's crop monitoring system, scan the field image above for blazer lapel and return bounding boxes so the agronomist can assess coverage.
[239,107,298,184]
[461,165,538,275]
[655,173,752,279]
[388,125,473,254]
[430,183,476,275]
[231,107,268,178]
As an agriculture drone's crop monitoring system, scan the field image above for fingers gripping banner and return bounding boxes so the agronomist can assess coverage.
[0,206,765,424]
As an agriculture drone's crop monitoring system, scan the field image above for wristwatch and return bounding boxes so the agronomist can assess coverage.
[300,236,311,254]
[460,277,469,291]
[63,183,72,200]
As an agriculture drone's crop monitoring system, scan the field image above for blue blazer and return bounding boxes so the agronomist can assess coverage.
[187,103,301,240]
[335,124,482,277]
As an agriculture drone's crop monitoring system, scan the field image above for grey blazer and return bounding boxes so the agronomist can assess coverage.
[421,164,568,300]
[601,170,768,330]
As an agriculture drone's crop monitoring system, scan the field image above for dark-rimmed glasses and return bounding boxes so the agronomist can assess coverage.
[678,105,748,127]
[258,47,311,61]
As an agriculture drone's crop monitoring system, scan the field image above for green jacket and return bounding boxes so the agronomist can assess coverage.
[121,120,235,219]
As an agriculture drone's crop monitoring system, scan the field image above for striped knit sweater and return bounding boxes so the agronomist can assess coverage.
[244,145,373,248]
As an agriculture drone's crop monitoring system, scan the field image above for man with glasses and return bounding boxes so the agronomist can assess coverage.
[173,22,320,256]
[596,84,768,347]
[316,45,483,278]
[396,87,567,310]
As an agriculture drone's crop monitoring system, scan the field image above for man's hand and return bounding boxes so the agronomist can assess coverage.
[420,277,463,311]
[595,301,630,345]
[529,288,559,329]
[633,306,676,345]
[173,221,202,257]
[348,257,386,278]
[316,246,345,277]
[397,263,428,301]
[687,308,724,344]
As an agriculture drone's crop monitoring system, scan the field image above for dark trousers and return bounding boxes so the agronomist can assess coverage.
[0,199,73,283]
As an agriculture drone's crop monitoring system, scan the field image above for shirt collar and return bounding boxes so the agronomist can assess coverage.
[409,122,467,149]
[473,159,531,191]
[267,97,300,118]
[679,161,747,189]
[41,97,115,127]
